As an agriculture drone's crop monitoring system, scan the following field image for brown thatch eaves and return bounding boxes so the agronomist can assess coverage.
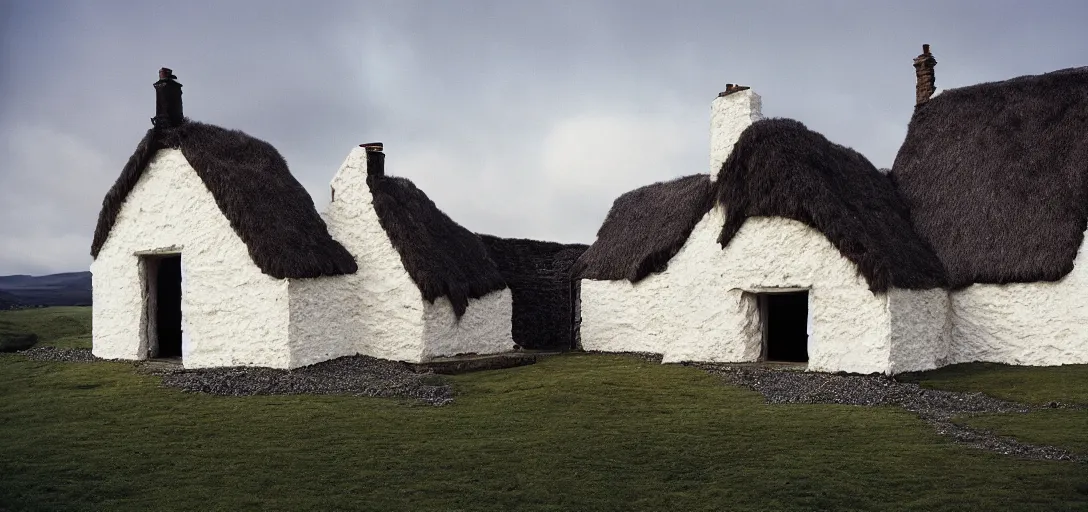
[90,121,358,279]
[366,174,507,318]
[716,118,948,291]
[890,66,1088,287]
[572,174,715,282]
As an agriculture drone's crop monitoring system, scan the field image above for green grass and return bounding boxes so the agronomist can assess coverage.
[899,362,1088,406]
[1,308,1087,511]
[0,306,92,350]
[2,354,1087,511]
[959,410,1088,456]
[900,362,1088,458]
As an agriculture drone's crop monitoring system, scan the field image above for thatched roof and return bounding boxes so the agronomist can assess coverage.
[367,174,507,318]
[572,174,715,282]
[479,235,587,349]
[890,67,1088,287]
[717,118,948,291]
[90,121,358,279]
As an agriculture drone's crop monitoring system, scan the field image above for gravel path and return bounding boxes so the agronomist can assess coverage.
[692,363,1085,463]
[19,346,100,363]
[142,356,453,406]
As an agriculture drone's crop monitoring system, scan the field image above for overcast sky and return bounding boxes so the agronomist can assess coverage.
[1,0,1086,275]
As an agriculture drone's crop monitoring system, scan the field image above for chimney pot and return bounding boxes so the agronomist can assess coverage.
[152,67,184,128]
[361,142,385,176]
[913,44,937,107]
[718,83,751,97]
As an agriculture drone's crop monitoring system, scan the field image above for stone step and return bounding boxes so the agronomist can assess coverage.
[410,351,561,375]
[136,358,185,374]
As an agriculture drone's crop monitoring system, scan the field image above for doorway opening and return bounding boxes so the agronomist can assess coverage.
[143,254,183,360]
[758,291,809,363]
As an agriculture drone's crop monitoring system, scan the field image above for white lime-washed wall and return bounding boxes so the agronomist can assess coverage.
[91,149,293,369]
[320,148,514,363]
[580,209,951,374]
[422,291,515,359]
[709,89,763,180]
[287,275,364,368]
[948,229,1088,366]
[889,287,952,373]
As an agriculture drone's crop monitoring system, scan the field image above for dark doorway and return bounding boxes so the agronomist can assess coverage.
[146,255,183,359]
[760,291,809,363]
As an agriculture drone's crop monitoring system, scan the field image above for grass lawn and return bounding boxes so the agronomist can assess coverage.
[0,306,91,350]
[900,362,1088,458]
[962,410,1088,456]
[899,362,1088,406]
[1,308,1086,511]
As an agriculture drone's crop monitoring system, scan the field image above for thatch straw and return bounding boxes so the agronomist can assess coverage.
[479,235,588,349]
[367,174,507,318]
[717,118,947,291]
[891,66,1088,287]
[572,175,715,282]
[90,121,358,279]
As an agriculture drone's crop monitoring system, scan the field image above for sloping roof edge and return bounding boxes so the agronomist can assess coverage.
[91,121,358,279]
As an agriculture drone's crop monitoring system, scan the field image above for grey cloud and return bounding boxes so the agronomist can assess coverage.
[2,0,1087,274]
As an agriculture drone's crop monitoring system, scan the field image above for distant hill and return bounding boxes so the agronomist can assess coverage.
[0,271,91,308]
[0,290,25,310]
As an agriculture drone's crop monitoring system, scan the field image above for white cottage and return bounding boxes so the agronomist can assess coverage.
[90,69,358,369]
[573,86,951,375]
[314,144,515,363]
[890,48,1088,367]
[92,68,517,368]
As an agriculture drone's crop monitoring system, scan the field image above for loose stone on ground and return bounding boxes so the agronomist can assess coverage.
[20,346,100,363]
[143,355,454,406]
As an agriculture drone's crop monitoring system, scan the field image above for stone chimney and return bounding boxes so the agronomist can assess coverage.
[360,142,384,176]
[152,68,184,128]
[914,44,937,107]
[710,84,762,180]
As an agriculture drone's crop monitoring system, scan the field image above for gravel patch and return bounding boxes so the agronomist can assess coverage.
[692,363,1085,463]
[19,347,100,363]
[141,355,454,406]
